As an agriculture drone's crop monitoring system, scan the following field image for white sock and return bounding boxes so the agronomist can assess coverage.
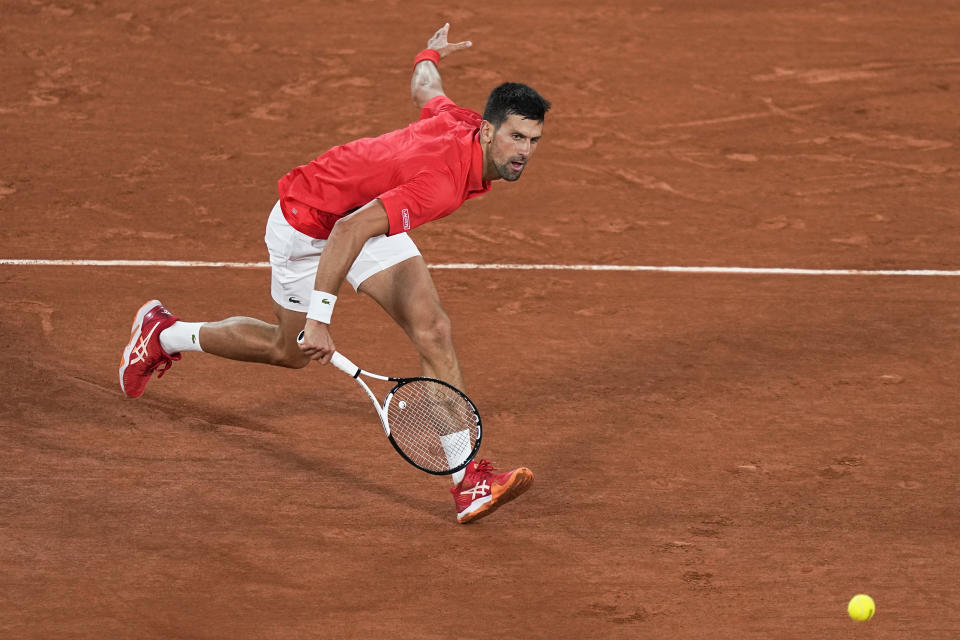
[159,322,205,354]
[441,430,471,485]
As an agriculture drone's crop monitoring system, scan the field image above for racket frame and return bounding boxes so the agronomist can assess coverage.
[329,352,482,476]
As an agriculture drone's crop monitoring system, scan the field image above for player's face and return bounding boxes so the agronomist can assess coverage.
[483,115,543,182]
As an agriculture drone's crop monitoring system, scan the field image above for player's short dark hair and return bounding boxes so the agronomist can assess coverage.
[482,83,551,128]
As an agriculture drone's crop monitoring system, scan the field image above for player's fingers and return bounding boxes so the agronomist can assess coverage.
[452,40,472,50]
[296,337,322,358]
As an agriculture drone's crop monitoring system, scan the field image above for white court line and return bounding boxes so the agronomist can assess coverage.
[2,258,960,276]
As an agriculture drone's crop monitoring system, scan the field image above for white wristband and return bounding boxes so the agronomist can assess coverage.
[307,290,337,324]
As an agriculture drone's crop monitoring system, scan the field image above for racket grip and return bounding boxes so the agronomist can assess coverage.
[330,352,360,377]
[296,331,358,376]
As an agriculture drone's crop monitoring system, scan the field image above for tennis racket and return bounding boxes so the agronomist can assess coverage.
[298,332,481,475]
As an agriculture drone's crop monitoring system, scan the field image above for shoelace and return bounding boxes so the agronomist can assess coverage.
[472,459,496,474]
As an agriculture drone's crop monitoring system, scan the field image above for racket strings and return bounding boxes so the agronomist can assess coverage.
[387,380,478,472]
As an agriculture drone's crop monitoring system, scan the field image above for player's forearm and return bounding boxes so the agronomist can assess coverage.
[410,25,470,109]
[310,236,357,300]
[311,200,390,296]
[411,58,443,110]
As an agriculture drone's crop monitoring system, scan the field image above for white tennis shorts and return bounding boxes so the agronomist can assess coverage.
[264,200,421,312]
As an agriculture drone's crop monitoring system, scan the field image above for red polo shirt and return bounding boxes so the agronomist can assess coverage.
[277,95,491,239]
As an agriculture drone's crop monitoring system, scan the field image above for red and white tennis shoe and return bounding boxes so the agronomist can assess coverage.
[451,459,534,524]
[119,300,181,398]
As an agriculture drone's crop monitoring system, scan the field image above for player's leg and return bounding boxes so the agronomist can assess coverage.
[357,255,534,521]
[356,256,465,389]
[347,233,533,521]
[119,202,314,397]
[167,201,315,366]
[359,256,471,485]
[157,199,317,367]
[189,303,309,367]
[120,296,310,397]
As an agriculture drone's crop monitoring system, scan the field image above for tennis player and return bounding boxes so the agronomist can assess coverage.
[119,24,549,524]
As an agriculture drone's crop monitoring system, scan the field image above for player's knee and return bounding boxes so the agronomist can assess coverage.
[411,309,454,355]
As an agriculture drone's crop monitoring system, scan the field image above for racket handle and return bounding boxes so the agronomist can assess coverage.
[296,331,359,377]
[330,352,360,377]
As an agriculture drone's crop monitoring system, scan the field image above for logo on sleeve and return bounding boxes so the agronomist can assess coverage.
[401,208,411,231]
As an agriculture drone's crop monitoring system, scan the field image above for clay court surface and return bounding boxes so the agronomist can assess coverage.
[3,1,960,638]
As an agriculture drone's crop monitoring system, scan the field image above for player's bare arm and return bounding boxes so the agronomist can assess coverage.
[410,23,472,109]
[298,200,390,364]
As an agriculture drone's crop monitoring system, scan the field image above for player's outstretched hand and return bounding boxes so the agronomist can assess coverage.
[426,23,471,59]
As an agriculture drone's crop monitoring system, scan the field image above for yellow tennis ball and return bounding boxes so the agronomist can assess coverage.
[848,594,875,621]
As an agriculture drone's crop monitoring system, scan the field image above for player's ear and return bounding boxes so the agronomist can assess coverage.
[480,120,494,144]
